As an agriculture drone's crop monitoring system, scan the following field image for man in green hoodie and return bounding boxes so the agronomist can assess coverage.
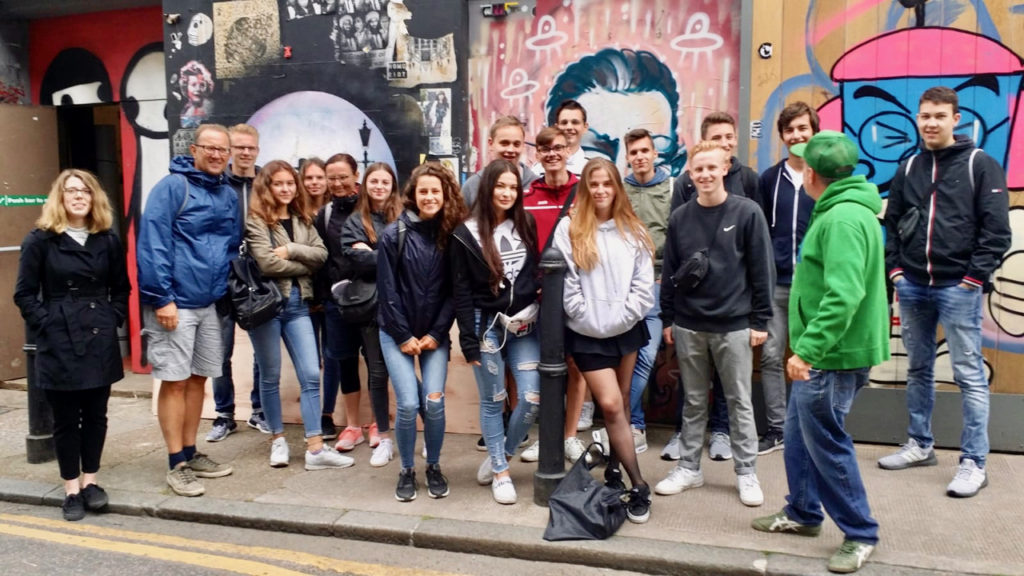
[751,131,889,574]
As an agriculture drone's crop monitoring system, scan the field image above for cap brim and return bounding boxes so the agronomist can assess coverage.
[789,143,808,158]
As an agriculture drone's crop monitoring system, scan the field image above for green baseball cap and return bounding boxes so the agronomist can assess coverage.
[789,130,859,179]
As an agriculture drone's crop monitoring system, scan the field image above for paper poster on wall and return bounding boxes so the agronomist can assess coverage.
[436,155,459,180]
[329,0,393,67]
[387,1,456,87]
[176,60,215,128]
[214,0,282,79]
[420,88,451,155]
[284,0,336,20]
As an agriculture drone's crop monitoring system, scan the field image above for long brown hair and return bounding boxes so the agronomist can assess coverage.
[37,169,114,234]
[355,162,402,244]
[569,158,653,271]
[402,162,466,250]
[299,156,328,216]
[249,160,312,226]
[472,159,537,294]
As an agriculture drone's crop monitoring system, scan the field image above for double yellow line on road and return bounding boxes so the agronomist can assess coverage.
[0,513,455,576]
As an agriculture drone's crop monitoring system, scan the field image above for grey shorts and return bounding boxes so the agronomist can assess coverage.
[143,304,223,382]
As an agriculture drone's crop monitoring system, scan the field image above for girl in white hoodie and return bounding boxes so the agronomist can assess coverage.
[552,157,655,524]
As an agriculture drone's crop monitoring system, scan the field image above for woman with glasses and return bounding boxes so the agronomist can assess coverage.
[247,160,352,471]
[14,170,131,521]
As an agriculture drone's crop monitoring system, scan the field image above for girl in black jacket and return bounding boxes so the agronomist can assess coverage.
[14,169,130,521]
[338,162,402,467]
[377,162,466,502]
[451,160,541,505]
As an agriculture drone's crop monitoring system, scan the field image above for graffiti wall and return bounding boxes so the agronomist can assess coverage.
[0,22,30,105]
[467,0,742,175]
[749,0,1024,394]
[162,0,467,178]
[29,6,167,373]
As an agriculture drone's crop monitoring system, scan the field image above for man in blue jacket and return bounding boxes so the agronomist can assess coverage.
[138,124,241,497]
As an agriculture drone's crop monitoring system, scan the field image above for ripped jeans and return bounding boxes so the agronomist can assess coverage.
[472,310,540,474]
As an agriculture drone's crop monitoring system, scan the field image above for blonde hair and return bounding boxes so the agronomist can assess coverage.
[36,169,114,234]
[569,158,653,271]
[228,123,259,140]
[688,140,728,161]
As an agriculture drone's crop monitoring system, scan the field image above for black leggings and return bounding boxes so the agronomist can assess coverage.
[359,322,391,433]
[44,386,111,481]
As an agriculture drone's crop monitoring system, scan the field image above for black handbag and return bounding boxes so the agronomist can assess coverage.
[228,241,285,331]
[543,443,627,541]
[673,248,710,290]
[332,278,377,323]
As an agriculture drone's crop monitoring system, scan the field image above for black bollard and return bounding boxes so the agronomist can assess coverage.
[533,245,568,506]
[24,325,55,464]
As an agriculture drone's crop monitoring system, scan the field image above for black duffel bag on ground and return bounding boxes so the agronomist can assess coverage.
[543,442,626,541]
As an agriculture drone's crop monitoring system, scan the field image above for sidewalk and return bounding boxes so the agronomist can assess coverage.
[0,387,1021,576]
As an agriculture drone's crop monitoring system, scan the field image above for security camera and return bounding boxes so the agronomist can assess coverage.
[165,13,181,25]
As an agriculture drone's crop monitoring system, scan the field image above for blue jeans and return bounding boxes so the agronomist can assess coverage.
[250,286,323,438]
[472,311,540,474]
[629,283,661,430]
[897,278,989,466]
[380,330,449,469]
[211,312,261,417]
[323,300,362,415]
[784,368,878,545]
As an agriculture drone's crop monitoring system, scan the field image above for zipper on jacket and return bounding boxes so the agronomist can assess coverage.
[925,153,938,286]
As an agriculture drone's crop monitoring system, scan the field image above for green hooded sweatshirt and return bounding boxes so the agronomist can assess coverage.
[789,175,890,370]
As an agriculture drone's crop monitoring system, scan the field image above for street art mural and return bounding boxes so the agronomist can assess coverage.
[750,0,1023,393]
[29,7,166,373]
[467,0,741,175]
[0,23,30,105]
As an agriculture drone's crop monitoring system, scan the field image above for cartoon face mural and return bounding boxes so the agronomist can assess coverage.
[39,47,113,106]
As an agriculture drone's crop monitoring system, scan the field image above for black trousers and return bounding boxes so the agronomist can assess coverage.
[43,385,111,481]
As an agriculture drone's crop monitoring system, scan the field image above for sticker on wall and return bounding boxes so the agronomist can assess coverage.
[176,60,215,128]
[420,88,451,155]
[329,0,392,67]
[436,155,459,181]
[187,13,214,46]
[214,0,282,79]
[172,129,197,156]
[284,0,340,20]
[388,1,456,88]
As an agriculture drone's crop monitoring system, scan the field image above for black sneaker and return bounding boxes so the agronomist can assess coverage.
[476,436,487,451]
[395,468,418,502]
[80,484,108,511]
[625,484,651,524]
[62,493,86,521]
[604,467,627,491]
[425,463,450,499]
[321,415,338,441]
[757,429,785,455]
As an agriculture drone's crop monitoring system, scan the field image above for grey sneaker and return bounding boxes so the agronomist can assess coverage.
[476,455,493,486]
[660,431,683,461]
[757,428,784,455]
[205,417,237,442]
[827,540,874,573]
[187,452,233,478]
[247,411,271,434]
[946,459,988,498]
[877,438,937,470]
[167,463,204,497]
[304,446,354,470]
[708,432,733,461]
[632,426,648,454]
[751,511,821,536]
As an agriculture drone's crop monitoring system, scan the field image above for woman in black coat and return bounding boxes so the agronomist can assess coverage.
[13,169,130,521]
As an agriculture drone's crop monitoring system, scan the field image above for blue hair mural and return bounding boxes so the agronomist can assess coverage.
[546,48,687,175]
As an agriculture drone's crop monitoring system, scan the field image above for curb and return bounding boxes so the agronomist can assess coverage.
[0,478,955,576]
[0,380,152,400]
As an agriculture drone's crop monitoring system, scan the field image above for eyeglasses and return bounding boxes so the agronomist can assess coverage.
[538,145,567,155]
[231,145,258,153]
[194,144,230,157]
[63,187,92,196]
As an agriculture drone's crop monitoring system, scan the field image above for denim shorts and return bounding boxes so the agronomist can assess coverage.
[143,304,222,381]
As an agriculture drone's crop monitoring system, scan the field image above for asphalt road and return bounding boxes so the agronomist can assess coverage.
[0,501,648,576]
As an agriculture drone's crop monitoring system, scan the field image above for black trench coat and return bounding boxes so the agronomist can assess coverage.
[13,229,131,390]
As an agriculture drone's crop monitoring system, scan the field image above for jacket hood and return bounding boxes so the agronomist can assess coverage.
[919,133,975,158]
[624,166,670,187]
[330,193,359,211]
[726,156,744,177]
[813,175,882,216]
[170,155,228,188]
[226,165,259,186]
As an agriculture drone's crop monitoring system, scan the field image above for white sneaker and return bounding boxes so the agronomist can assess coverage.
[492,475,517,505]
[577,401,595,431]
[660,431,683,461]
[591,428,610,456]
[708,432,733,461]
[655,466,704,495]
[370,438,394,468]
[520,440,540,462]
[564,436,589,463]
[946,459,988,498]
[270,436,289,468]
[737,473,764,506]
[476,456,493,485]
[878,438,937,470]
[304,446,355,470]
[632,426,648,454]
